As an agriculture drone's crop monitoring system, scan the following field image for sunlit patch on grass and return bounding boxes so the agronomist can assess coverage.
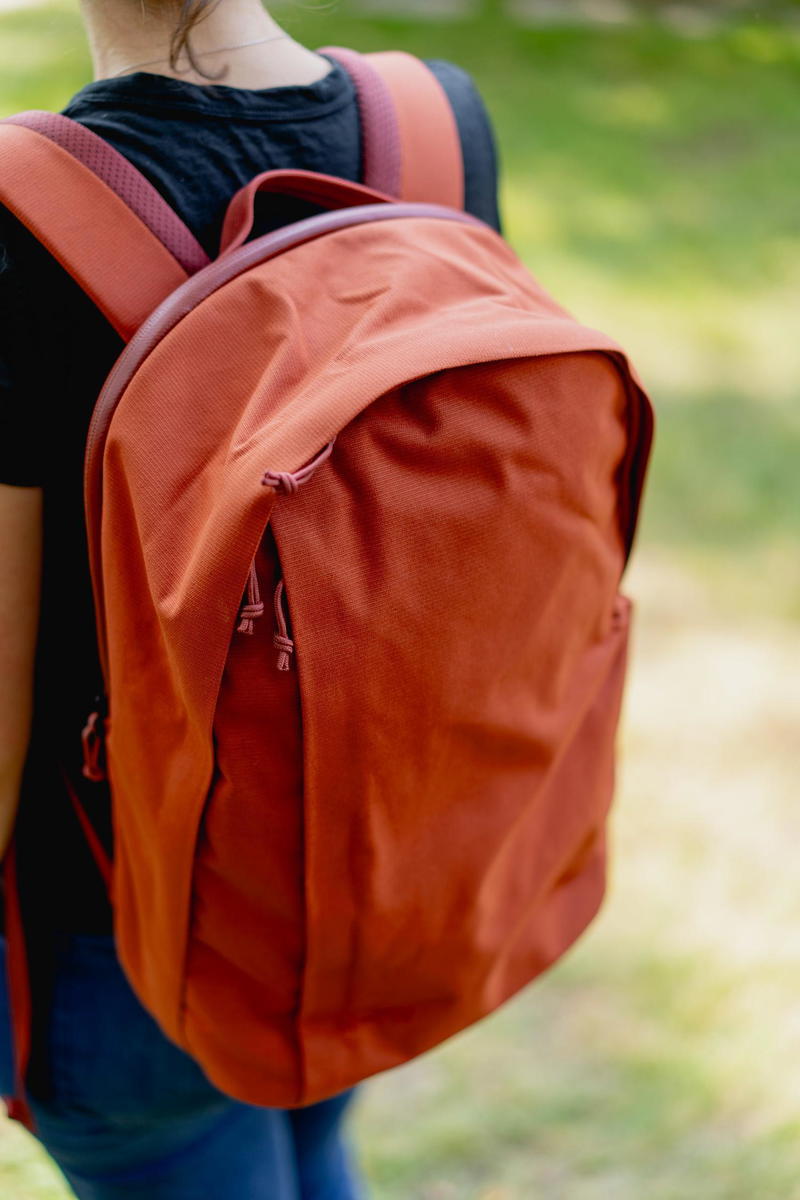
[728,20,800,65]
[0,1116,70,1199]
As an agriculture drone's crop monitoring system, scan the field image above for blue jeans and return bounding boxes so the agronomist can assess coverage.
[0,935,364,1199]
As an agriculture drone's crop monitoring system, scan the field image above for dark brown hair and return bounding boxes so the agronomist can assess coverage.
[168,0,223,77]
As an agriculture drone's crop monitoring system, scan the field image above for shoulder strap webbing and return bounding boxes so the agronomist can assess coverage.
[4,113,210,275]
[0,123,187,342]
[323,48,465,210]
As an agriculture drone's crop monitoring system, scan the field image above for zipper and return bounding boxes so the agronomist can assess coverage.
[273,581,294,672]
[237,561,264,636]
[234,558,294,672]
[81,692,109,783]
[236,440,336,667]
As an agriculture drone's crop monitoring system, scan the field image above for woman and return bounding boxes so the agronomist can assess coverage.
[0,0,502,1195]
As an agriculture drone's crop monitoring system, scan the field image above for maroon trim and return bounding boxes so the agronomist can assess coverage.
[621,372,655,562]
[3,113,210,275]
[322,48,403,197]
[84,201,482,682]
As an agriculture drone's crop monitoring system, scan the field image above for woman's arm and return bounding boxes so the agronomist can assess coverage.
[0,483,42,860]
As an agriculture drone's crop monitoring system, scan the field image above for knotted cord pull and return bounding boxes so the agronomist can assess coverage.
[237,560,265,636]
[262,440,335,495]
[273,580,294,672]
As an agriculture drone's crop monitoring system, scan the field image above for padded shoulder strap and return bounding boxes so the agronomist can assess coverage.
[0,123,188,342]
[366,52,465,209]
[323,48,465,210]
[5,113,210,275]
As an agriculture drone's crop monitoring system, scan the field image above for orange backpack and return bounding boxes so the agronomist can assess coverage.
[0,49,653,1109]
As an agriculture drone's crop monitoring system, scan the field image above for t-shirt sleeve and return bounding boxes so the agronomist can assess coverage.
[425,60,503,235]
[0,227,44,487]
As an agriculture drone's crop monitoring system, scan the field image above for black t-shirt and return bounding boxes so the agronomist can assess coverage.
[0,56,502,934]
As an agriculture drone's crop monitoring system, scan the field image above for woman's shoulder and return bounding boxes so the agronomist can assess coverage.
[424,58,492,118]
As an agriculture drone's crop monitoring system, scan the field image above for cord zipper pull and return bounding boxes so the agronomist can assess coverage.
[237,560,265,635]
[81,700,108,782]
[273,580,294,672]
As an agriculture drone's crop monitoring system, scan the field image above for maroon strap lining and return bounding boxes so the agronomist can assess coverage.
[3,112,210,275]
[322,48,404,197]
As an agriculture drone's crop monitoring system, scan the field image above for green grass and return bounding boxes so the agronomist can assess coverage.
[2,4,799,1198]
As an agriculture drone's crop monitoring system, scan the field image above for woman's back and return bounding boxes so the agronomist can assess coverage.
[0,17,503,1194]
[0,6,655,1191]
[1,52,502,938]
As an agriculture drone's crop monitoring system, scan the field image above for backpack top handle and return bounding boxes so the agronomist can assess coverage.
[218,169,396,258]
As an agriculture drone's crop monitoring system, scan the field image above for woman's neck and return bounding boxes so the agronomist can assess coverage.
[78,0,330,89]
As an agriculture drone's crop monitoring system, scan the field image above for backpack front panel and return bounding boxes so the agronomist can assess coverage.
[93,216,651,1104]
[179,352,638,1105]
[265,353,633,1102]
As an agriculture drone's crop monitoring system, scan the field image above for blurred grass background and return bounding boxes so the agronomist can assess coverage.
[1,1,799,1196]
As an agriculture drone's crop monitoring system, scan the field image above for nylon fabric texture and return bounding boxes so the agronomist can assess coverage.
[85,209,653,1106]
